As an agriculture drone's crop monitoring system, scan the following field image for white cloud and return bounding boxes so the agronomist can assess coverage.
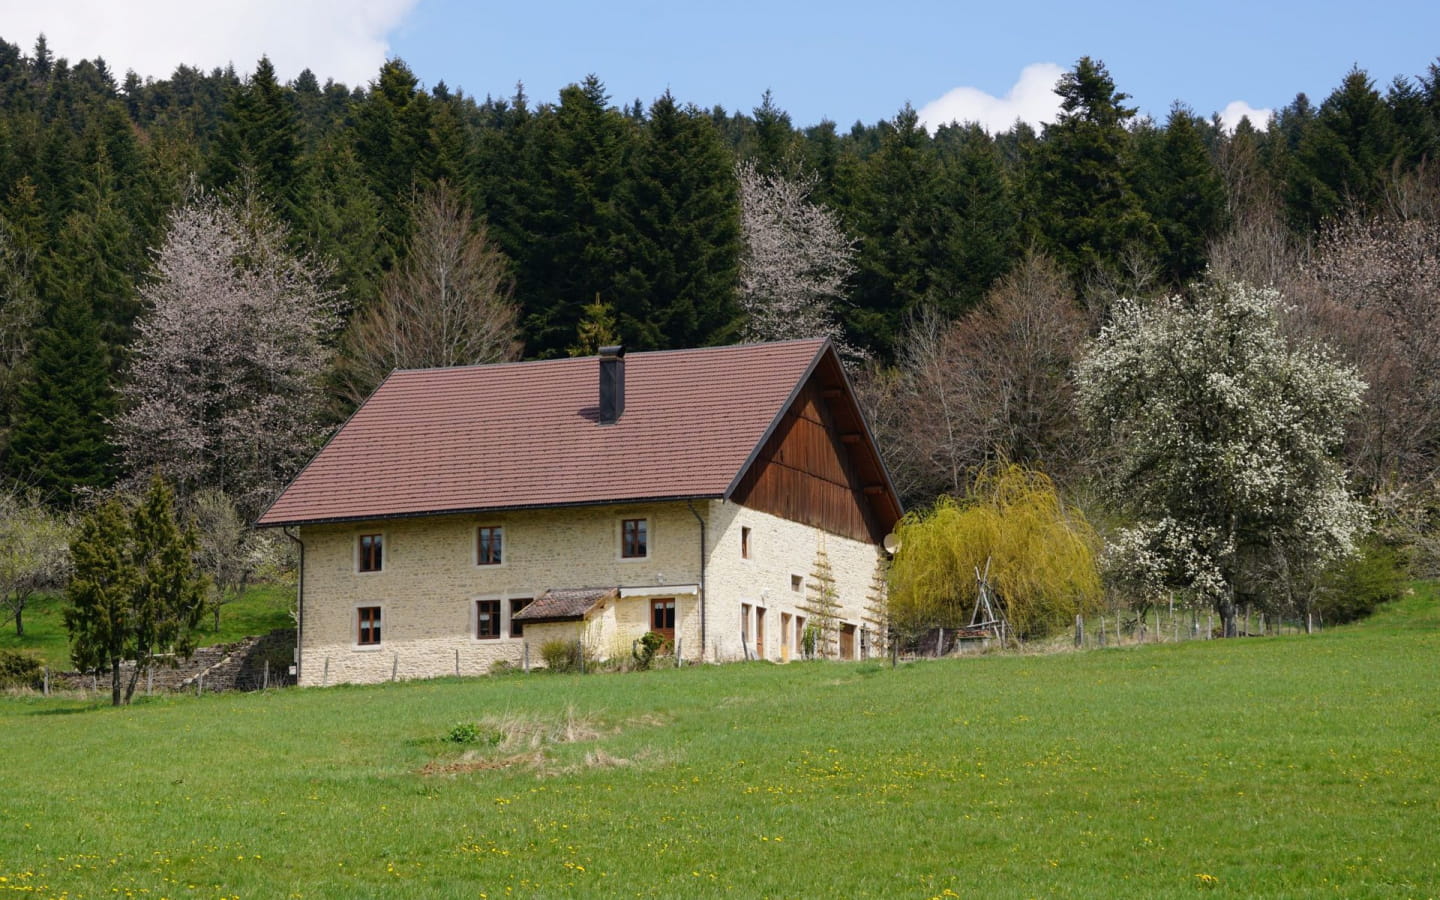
[917,62,1066,135]
[0,0,419,87]
[1218,100,1272,133]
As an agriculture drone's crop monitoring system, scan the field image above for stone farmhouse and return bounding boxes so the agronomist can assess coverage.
[256,338,903,686]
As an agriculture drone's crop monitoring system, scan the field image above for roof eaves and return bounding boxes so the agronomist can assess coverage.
[721,338,830,500]
[252,367,403,529]
[254,492,727,529]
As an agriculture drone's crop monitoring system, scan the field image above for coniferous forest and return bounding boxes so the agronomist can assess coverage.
[2,31,1440,563]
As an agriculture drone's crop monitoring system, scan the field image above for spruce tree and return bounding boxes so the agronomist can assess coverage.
[211,56,306,224]
[64,475,207,705]
[1027,57,1160,282]
[613,92,741,349]
[4,272,116,504]
[1139,104,1228,284]
[845,105,956,358]
[1288,67,1399,229]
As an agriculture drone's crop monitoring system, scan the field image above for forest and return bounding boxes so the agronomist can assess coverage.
[1,32,1438,640]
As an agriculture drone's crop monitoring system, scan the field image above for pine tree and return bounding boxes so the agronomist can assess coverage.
[1027,57,1160,282]
[3,276,117,504]
[1138,104,1229,284]
[934,122,1020,312]
[800,540,841,658]
[845,105,957,359]
[863,555,890,660]
[612,92,741,349]
[1288,68,1398,229]
[64,475,207,706]
[511,77,635,357]
[211,56,306,224]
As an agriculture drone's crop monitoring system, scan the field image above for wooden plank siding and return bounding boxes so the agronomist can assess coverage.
[731,356,899,543]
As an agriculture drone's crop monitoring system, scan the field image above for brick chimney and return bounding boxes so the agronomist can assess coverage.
[598,345,625,425]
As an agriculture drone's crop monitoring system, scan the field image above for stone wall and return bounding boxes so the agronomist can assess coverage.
[44,629,297,695]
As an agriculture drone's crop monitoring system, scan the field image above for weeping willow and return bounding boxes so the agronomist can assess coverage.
[888,463,1102,640]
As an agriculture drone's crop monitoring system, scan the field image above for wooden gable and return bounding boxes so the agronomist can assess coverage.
[727,349,901,543]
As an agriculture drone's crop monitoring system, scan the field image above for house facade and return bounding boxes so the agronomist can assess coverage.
[257,339,901,686]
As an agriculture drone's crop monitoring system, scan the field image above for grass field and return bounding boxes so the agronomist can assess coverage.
[0,583,295,669]
[2,588,1437,899]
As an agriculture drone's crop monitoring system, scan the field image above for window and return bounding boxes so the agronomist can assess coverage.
[476,599,501,639]
[622,518,648,558]
[509,598,532,638]
[651,598,675,642]
[790,574,803,592]
[477,526,503,565]
[358,533,383,573]
[741,526,751,559]
[357,606,382,645]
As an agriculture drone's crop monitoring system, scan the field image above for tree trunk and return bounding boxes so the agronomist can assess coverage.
[124,658,144,705]
[110,659,122,707]
[1221,599,1238,637]
[13,606,22,637]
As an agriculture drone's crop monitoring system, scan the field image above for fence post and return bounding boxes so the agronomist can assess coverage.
[1099,615,1106,648]
[147,667,153,697]
[323,657,330,687]
[263,661,270,690]
[392,654,398,682]
[523,642,529,673]
[455,647,460,677]
[43,667,49,696]
[1075,615,1083,648]
[676,638,683,667]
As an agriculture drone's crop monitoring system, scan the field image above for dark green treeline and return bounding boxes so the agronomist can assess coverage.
[2,33,1438,500]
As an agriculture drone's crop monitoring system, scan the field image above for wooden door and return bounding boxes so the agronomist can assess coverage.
[651,599,676,644]
[840,623,856,659]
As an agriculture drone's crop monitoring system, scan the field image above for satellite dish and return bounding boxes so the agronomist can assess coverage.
[883,533,901,555]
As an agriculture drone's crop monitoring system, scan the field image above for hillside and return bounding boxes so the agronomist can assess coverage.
[2,589,1436,898]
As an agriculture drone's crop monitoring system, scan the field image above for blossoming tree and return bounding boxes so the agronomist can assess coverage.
[1076,279,1367,635]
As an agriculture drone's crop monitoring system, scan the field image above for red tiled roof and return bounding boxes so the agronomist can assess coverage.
[512,588,616,622]
[256,339,830,526]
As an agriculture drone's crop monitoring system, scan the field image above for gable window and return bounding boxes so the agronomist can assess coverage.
[477,526,503,565]
[509,598,532,637]
[476,599,501,640]
[741,526,752,559]
[621,518,648,559]
[358,534,383,573]
[357,606,382,645]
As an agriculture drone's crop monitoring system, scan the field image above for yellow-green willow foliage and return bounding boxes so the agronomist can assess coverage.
[888,463,1102,639]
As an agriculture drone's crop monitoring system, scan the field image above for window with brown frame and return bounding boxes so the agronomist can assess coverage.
[621,518,648,558]
[477,526,503,565]
[651,598,675,643]
[357,606,382,645]
[741,526,751,559]
[476,599,501,639]
[509,597,532,637]
[358,533,383,572]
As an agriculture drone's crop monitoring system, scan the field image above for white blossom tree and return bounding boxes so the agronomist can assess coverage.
[115,192,342,519]
[1076,278,1367,635]
[339,181,520,405]
[1299,214,1440,489]
[735,161,855,348]
[0,489,70,636]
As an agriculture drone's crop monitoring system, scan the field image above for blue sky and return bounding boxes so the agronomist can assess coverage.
[7,0,1439,131]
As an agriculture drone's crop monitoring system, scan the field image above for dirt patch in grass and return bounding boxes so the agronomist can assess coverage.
[423,706,669,777]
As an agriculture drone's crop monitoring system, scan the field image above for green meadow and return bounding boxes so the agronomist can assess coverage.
[2,588,1437,899]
